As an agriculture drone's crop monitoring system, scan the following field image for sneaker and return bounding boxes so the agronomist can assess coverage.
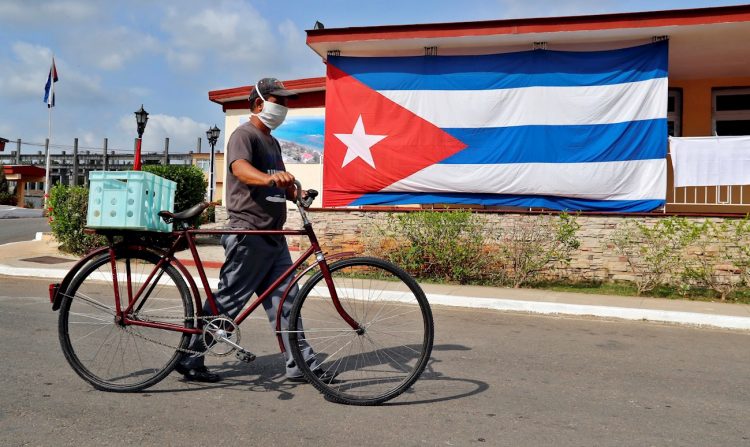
[174,364,222,383]
[287,368,340,384]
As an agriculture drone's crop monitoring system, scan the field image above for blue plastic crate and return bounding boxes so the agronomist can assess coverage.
[86,171,176,232]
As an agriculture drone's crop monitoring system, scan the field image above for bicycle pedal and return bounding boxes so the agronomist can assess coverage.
[235,350,256,363]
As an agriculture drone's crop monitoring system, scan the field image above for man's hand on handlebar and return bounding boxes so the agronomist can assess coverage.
[267,171,295,189]
[267,178,317,207]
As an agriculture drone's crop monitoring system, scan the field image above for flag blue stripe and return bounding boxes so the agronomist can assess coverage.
[441,119,667,164]
[350,192,664,212]
[330,41,667,90]
[43,75,52,103]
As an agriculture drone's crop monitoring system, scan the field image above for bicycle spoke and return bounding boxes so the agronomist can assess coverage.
[289,258,433,405]
[59,249,194,392]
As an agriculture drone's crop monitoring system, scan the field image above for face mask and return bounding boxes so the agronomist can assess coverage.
[253,83,288,130]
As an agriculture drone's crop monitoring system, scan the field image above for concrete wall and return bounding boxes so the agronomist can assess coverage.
[283,209,745,283]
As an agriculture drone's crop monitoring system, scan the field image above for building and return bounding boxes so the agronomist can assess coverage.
[209,78,327,205]
[0,147,196,207]
[209,5,750,214]
[191,151,226,202]
[2,165,45,207]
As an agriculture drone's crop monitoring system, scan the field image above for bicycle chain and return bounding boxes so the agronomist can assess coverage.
[123,313,231,357]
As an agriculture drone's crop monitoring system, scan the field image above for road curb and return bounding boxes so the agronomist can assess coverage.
[425,293,750,331]
[2,262,749,331]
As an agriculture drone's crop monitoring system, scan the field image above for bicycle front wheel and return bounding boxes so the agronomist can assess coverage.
[289,257,434,405]
[58,248,194,392]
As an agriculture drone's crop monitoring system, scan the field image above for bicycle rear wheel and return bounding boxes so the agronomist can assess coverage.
[58,248,194,392]
[289,257,434,405]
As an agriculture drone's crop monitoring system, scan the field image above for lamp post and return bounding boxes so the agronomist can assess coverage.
[134,105,149,171]
[206,125,220,202]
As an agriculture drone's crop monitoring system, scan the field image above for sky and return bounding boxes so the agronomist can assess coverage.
[0,0,746,156]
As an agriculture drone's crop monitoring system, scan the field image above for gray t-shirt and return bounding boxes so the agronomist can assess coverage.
[225,121,287,230]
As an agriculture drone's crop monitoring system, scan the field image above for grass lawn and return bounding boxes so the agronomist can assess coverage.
[526,280,750,304]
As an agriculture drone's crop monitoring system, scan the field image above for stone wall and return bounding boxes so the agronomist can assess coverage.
[283,209,745,283]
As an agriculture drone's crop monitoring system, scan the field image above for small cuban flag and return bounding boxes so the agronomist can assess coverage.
[43,58,59,108]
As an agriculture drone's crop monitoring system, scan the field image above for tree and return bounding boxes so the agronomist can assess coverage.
[0,165,17,206]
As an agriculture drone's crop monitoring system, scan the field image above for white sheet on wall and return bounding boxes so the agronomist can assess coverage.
[670,136,750,187]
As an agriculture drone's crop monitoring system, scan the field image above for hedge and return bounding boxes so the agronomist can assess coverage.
[49,165,208,255]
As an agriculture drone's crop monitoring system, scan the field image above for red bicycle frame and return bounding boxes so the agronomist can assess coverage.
[111,222,361,352]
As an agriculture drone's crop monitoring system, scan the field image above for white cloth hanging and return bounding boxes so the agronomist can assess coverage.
[670,136,750,187]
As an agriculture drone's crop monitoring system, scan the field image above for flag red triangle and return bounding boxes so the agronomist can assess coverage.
[323,64,466,207]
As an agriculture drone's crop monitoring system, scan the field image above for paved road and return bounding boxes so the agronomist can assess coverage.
[0,205,44,219]
[0,217,50,245]
[1,277,748,447]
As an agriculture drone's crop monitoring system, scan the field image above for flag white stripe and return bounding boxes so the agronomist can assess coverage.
[378,77,668,129]
[48,74,55,107]
[381,159,666,201]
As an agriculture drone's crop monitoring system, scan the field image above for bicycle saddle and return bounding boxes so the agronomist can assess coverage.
[158,202,209,222]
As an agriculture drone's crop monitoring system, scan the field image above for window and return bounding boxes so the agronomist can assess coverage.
[713,87,750,136]
[667,89,682,137]
[195,159,210,174]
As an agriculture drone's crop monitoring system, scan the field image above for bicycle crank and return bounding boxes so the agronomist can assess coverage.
[202,317,256,362]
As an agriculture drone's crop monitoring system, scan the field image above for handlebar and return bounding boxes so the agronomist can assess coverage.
[296,181,319,209]
[268,179,318,209]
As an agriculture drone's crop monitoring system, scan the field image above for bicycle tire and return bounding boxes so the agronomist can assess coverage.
[58,248,194,392]
[289,257,434,405]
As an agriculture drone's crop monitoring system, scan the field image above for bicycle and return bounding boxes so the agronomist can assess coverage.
[49,181,434,405]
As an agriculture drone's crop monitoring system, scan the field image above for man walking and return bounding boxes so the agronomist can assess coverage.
[175,78,332,384]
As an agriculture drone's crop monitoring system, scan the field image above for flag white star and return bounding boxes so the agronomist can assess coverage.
[334,115,387,169]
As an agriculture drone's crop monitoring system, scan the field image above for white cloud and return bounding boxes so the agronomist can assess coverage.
[158,0,320,81]
[0,0,98,25]
[0,42,105,105]
[161,1,276,71]
[0,42,52,99]
[118,113,210,153]
[165,49,203,71]
[275,19,322,79]
[75,27,160,71]
[0,123,12,138]
[1,2,157,72]
[126,86,152,98]
[496,0,619,18]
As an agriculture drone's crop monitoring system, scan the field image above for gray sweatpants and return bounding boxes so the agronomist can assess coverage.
[180,234,317,378]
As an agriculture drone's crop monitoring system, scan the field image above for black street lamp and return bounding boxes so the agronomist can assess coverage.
[134,105,149,170]
[206,125,220,202]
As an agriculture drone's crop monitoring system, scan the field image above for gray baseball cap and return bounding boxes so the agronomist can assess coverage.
[250,77,298,101]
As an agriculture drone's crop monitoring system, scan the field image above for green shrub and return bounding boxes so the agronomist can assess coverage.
[0,165,17,206]
[726,215,750,285]
[610,217,695,296]
[143,164,207,216]
[47,167,207,254]
[680,219,745,301]
[493,213,581,288]
[48,184,106,255]
[370,210,488,283]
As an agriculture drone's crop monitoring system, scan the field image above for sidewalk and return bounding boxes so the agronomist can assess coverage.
[2,236,750,331]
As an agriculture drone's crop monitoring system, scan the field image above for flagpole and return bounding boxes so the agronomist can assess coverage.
[44,56,54,208]
[44,105,52,205]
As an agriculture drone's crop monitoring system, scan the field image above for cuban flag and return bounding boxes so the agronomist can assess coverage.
[323,41,668,212]
[43,58,59,108]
